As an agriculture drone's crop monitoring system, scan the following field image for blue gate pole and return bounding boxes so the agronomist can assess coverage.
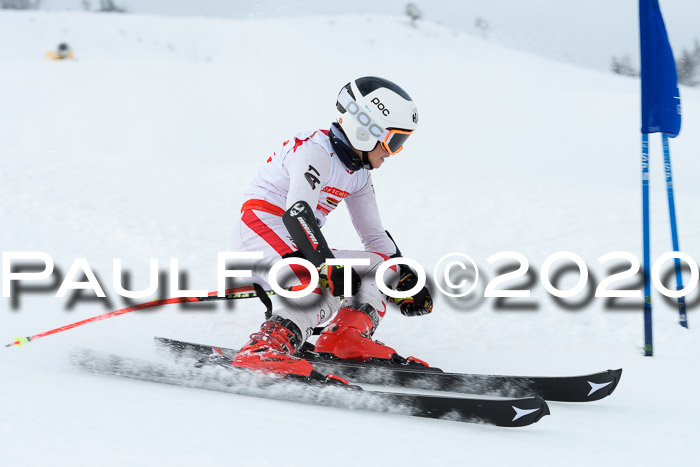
[661,133,688,328]
[642,133,653,356]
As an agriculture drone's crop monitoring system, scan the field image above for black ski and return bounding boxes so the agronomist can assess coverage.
[154,337,622,402]
[70,347,549,428]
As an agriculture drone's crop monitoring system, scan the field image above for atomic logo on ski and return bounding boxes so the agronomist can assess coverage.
[586,381,613,397]
[512,406,540,422]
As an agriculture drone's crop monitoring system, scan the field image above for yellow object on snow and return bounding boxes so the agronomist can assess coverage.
[45,50,74,60]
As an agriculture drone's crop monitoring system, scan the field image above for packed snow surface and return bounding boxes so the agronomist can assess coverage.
[1,10,699,467]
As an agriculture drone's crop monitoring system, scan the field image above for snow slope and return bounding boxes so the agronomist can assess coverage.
[1,10,700,466]
[36,0,700,72]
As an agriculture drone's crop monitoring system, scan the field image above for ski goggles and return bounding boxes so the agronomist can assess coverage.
[380,128,413,155]
[338,88,413,155]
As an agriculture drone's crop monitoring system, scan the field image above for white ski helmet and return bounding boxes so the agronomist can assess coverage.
[335,76,418,154]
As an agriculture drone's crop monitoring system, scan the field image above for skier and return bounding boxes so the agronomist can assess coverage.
[46,42,74,60]
[230,76,433,378]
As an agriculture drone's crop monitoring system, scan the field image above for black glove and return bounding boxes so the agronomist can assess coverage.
[392,266,433,316]
[318,263,361,297]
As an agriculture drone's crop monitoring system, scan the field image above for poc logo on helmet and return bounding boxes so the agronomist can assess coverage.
[346,100,384,139]
[371,97,390,116]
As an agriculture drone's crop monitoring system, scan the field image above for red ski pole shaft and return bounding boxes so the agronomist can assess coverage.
[4,283,307,348]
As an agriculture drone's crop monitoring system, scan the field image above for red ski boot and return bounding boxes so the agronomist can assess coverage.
[313,305,398,362]
[232,316,315,377]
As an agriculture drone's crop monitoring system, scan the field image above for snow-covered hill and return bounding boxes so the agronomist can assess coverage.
[1,10,699,466]
[32,0,700,72]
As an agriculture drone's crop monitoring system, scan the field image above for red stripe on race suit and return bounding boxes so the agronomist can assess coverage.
[241,199,285,217]
[292,130,325,153]
[321,186,350,198]
[369,251,398,273]
[241,209,321,295]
